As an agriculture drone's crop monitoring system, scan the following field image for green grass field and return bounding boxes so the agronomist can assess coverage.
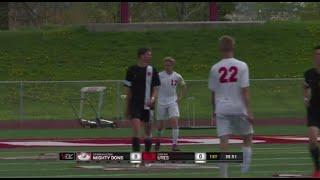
[0,126,312,178]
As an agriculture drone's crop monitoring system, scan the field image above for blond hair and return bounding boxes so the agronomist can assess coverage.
[163,57,176,65]
[219,35,235,51]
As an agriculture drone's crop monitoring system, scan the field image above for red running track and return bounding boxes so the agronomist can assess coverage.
[0,118,305,130]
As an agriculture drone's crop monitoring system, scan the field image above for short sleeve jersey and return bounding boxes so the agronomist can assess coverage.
[208,58,249,116]
[304,68,320,108]
[124,65,161,106]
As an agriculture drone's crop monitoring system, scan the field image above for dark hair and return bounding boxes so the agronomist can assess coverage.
[314,45,320,50]
[137,48,151,57]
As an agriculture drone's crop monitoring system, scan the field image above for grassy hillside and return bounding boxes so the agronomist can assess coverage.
[0,21,319,81]
[0,22,319,121]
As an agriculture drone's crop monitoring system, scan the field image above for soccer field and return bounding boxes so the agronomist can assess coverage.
[0,126,312,178]
[0,17,318,178]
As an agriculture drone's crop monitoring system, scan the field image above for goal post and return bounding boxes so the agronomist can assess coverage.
[79,86,107,119]
[69,86,116,128]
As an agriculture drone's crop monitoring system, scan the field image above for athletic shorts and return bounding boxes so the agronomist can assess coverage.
[156,103,180,120]
[130,104,154,123]
[216,114,254,137]
[307,107,320,128]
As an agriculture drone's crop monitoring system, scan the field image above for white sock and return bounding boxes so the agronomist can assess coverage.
[219,163,228,178]
[172,128,179,145]
[241,146,252,173]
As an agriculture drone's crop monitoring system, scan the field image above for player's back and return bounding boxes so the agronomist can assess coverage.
[208,58,249,116]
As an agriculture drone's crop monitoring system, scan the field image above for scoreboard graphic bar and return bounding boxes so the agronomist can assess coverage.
[60,152,243,163]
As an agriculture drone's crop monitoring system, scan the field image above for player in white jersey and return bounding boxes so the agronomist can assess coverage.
[208,36,254,178]
[155,57,187,152]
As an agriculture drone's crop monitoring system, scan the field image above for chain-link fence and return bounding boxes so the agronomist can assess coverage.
[4,2,320,29]
[0,78,305,124]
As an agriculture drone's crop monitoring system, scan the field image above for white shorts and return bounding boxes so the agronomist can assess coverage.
[216,115,254,137]
[157,103,180,120]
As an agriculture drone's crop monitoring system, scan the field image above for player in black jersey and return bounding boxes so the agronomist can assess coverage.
[124,48,160,153]
[303,45,320,178]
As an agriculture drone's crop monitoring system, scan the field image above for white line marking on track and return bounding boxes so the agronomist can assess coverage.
[0,170,309,178]
[0,162,311,170]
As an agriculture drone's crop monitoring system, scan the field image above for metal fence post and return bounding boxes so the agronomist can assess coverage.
[19,81,24,127]
[116,81,121,121]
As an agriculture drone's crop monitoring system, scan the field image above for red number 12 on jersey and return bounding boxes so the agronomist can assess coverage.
[171,80,178,86]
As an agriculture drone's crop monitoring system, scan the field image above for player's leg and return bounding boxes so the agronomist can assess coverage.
[155,105,168,151]
[131,118,141,152]
[306,107,320,177]
[169,102,180,151]
[155,120,165,151]
[308,126,320,176]
[234,116,254,174]
[216,115,232,178]
[241,134,253,173]
[219,135,230,178]
[142,110,153,152]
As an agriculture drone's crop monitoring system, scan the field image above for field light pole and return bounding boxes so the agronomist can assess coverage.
[209,2,218,21]
[120,2,129,23]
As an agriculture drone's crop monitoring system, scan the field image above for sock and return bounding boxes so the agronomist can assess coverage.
[132,137,140,152]
[144,137,152,152]
[241,146,252,173]
[219,163,228,178]
[310,145,320,171]
[172,128,179,145]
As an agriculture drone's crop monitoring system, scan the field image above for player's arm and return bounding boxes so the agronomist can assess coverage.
[124,67,133,119]
[208,69,216,118]
[241,87,253,123]
[124,87,132,119]
[303,72,311,107]
[177,76,187,103]
[150,68,161,106]
[150,86,158,106]
[211,91,215,117]
[240,64,253,124]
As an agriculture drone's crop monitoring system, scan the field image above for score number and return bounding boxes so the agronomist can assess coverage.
[195,153,206,163]
[130,152,142,163]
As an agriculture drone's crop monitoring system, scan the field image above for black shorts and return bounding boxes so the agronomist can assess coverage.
[307,107,320,128]
[130,104,154,122]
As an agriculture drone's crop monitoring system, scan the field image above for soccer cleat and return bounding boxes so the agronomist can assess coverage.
[172,144,180,151]
[312,170,320,178]
[155,140,161,152]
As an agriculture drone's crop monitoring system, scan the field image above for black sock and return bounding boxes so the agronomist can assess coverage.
[310,146,320,171]
[132,137,140,152]
[144,137,152,152]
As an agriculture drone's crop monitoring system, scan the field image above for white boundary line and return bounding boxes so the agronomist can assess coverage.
[0,156,310,165]
[0,170,308,178]
[0,161,311,167]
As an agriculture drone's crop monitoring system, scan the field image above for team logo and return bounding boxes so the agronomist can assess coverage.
[76,152,91,161]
